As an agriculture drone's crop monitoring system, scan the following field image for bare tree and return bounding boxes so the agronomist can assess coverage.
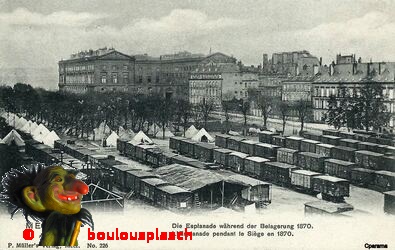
[257,94,273,130]
[239,100,250,135]
[295,99,311,134]
[199,99,215,129]
[279,101,290,135]
[221,92,233,133]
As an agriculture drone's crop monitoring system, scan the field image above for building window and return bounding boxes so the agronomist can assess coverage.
[123,73,128,84]
[101,74,107,84]
[112,65,117,70]
[156,74,160,83]
[112,73,118,84]
[102,65,107,70]
[147,76,152,83]
[138,75,143,84]
[123,65,128,70]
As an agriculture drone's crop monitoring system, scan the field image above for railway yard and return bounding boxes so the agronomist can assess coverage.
[5,122,393,217]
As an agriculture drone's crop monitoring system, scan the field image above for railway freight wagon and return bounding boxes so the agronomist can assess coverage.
[373,171,395,192]
[159,152,178,167]
[169,137,186,152]
[194,143,217,162]
[322,129,340,137]
[110,164,134,191]
[324,159,357,179]
[228,152,248,172]
[244,156,270,178]
[240,140,259,156]
[125,141,136,159]
[272,135,286,147]
[297,152,327,172]
[339,131,356,140]
[321,135,341,146]
[146,147,164,167]
[331,146,356,162]
[264,162,298,186]
[301,131,322,141]
[116,138,128,155]
[355,150,384,170]
[285,136,304,151]
[226,136,246,151]
[384,191,395,215]
[135,144,157,162]
[300,139,320,153]
[139,178,169,202]
[215,134,230,148]
[154,185,193,211]
[350,168,375,187]
[213,148,233,167]
[312,176,350,202]
[382,155,395,172]
[258,131,279,144]
[315,144,334,157]
[339,139,360,149]
[254,143,279,161]
[125,170,158,195]
[277,148,298,165]
[291,169,321,193]
[357,142,379,152]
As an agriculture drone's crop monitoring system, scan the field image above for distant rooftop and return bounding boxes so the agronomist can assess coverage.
[69,47,115,59]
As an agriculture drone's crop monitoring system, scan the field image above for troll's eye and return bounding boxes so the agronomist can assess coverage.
[54,176,63,182]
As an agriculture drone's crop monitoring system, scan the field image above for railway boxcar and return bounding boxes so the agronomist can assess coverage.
[321,135,341,146]
[140,178,169,202]
[125,141,136,159]
[324,159,357,179]
[244,156,270,178]
[301,139,321,153]
[315,143,335,157]
[312,176,350,202]
[240,140,259,156]
[116,138,128,155]
[357,142,379,152]
[291,169,321,193]
[109,164,134,191]
[376,137,394,146]
[373,171,395,192]
[301,131,322,141]
[194,143,217,162]
[355,150,384,170]
[172,155,198,166]
[350,168,375,187]
[331,146,356,162]
[382,155,395,172]
[277,148,299,165]
[297,152,328,172]
[322,129,340,137]
[187,161,216,169]
[258,130,279,144]
[135,144,157,162]
[159,152,178,167]
[285,136,304,151]
[179,139,191,156]
[125,170,158,195]
[146,147,164,167]
[228,152,248,173]
[154,185,193,211]
[169,136,186,152]
[264,162,298,186]
[227,136,246,151]
[384,191,395,215]
[272,135,286,147]
[339,139,360,149]
[384,146,395,155]
[339,131,356,140]
[213,148,233,167]
[254,143,279,161]
[354,133,371,142]
[215,134,230,148]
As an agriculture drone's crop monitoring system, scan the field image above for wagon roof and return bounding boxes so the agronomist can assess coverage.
[173,155,196,162]
[229,152,249,158]
[126,170,156,178]
[245,156,270,163]
[374,171,395,177]
[286,136,304,141]
[171,136,187,140]
[278,147,298,153]
[213,148,234,153]
[339,138,360,143]
[111,164,134,171]
[226,174,270,187]
[141,178,168,186]
[334,145,357,151]
[317,143,335,148]
[358,142,378,146]
[258,130,277,135]
[301,139,320,144]
[355,150,383,157]
[383,190,395,197]
[154,164,224,191]
[196,142,217,149]
[351,167,376,173]
[324,158,356,166]
[157,185,191,194]
[266,161,298,169]
[256,143,280,148]
[322,135,341,139]
[299,151,326,157]
[305,200,353,214]
[241,140,259,145]
[313,175,348,183]
[135,144,157,149]
[273,135,285,139]
[292,169,321,176]
[216,134,231,138]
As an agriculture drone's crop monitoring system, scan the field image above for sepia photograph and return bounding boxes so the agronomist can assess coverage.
[0,0,394,249]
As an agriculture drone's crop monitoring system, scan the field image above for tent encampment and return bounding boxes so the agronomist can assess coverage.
[92,121,111,140]
[191,128,214,143]
[1,129,25,147]
[106,131,119,147]
[32,124,50,142]
[185,125,199,138]
[42,130,60,148]
[15,117,28,130]
[29,122,39,135]
[129,131,153,145]
[20,120,33,133]
[118,126,135,141]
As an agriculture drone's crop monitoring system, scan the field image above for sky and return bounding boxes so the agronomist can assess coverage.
[1,0,395,72]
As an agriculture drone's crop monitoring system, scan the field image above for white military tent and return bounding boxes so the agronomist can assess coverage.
[21,120,33,133]
[129,131,153,145]
[92,121,111,140]
[15,117,28,130]
[30,122,39,135]
[185,125,199,138]
[191,128,214,143]
[1,129,25,147]
[42,130,60,148]
[106,131,119,147]
[32,123,50,142]
[118,126,135,141]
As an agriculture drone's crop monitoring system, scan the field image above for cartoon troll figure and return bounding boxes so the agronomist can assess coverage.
[1,165,93,246]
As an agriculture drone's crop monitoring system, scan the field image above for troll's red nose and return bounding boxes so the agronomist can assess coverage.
[71,179,89,195]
